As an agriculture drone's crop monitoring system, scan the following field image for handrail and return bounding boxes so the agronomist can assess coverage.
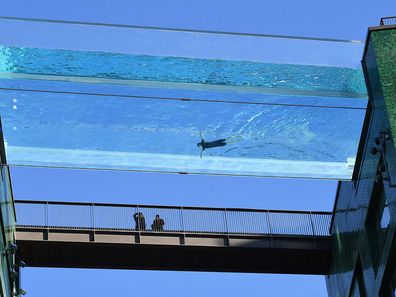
[15,200,332,237]
[15,199,332,215]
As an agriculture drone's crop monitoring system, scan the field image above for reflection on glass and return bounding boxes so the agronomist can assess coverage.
[1,166,15,247]
[352,281,361,297]
[0,252,11,296]
[0,165,14,297]
[381,203,390,229]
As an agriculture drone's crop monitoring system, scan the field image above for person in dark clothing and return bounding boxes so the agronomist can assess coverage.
[133,212,146,231]
[151,214,165,231]
[197,130,243,158]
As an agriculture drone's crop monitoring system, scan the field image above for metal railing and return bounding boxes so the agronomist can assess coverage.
[15,200,331,237]
[380,17,396,26]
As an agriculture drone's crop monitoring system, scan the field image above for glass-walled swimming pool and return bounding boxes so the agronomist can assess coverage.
[0,17,368,179]
[0,46,366,97]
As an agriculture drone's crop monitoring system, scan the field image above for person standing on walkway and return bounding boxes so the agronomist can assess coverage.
[152,214,165,231]
[133,212,146,231]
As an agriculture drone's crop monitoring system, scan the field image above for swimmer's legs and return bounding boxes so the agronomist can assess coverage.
[225,135,244,144]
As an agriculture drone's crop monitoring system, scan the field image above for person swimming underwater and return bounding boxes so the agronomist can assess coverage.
[197,131,243,158]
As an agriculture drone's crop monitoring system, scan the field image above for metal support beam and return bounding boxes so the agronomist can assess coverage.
[16,227,332,275]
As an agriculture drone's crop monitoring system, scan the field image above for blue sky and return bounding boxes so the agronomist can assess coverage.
[2,0,396,296]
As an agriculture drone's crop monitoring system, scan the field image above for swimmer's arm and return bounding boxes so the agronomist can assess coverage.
[199,130,205,158]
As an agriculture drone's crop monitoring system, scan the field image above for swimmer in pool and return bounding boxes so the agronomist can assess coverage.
[197,131,243,158]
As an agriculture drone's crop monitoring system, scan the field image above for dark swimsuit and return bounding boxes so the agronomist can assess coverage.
[199,139,227,149]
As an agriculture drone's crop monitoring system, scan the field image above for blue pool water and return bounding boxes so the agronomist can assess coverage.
[0,46,367,179]
[0,46,366,96]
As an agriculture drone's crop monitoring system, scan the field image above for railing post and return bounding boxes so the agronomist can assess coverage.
[45,201,49,229]
[309,212,317,248]
[309,212,316,236]
[136,205,141,243]
[91,203,95,229]
[44,201,49,241]
[90,203,95,242]
[223,209,230,246]
[266,210,273,247]
[179,207,185,244]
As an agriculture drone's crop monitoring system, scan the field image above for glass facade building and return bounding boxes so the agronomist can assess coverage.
[326,21,396,297]
[0,120,17,297]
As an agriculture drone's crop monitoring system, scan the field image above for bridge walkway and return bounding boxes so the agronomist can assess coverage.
[15,200,333,275]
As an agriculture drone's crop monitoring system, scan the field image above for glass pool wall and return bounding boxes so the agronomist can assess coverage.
[0,17,368,179]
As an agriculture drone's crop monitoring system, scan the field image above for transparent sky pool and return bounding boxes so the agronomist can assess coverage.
[0,17,368,179]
